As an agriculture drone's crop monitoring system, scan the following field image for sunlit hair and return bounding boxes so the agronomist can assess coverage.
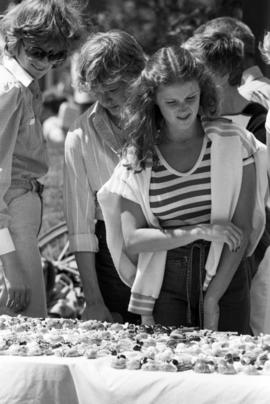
[183,32,244,86]
[0,0,88,55]
[122,46,219,169]
[194,17,255,60]
[76,30,147,93]
[259,32,270,64]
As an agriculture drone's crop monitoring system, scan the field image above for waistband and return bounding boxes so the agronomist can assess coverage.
[10,178,44,195]
[167,240,210,257]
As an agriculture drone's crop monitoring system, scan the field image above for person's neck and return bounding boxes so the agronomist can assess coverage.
[107,111,123,130]
[161,118,204,147]
[243,58,256,70]
[220,87,249,115]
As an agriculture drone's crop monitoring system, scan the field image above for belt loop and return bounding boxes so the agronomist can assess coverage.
[30,179,44,196]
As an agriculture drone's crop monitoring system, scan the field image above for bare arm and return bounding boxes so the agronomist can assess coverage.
[204,163,256,329]
[121,198,243,254]
[75,251,113,322]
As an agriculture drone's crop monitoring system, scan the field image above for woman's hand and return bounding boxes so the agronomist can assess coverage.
[197,222,243,252]
[141,314,155,325]
[1,252,31,313]
[203,296,220,330]
[81,301,114,322]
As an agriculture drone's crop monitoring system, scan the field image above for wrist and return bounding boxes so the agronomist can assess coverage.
[190,225,203,242]
[84,297,105,306]
[1,250,17,264]
[141,314,154,319]
[1,251,19,274]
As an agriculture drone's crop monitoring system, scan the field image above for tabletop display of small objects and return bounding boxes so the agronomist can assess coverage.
[0,314,270,375]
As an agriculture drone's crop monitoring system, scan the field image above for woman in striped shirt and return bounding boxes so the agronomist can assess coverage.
[99,46,268,333]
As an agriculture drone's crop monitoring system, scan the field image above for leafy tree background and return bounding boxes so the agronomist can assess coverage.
[88,0,216,53]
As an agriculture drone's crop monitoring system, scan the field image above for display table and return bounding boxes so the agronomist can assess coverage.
[1,315,270,404]
[1,355,270,404]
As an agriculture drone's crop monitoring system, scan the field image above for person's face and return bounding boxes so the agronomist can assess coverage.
[155,80,201,131]
[15,39,67,79]
[92,81,129,119]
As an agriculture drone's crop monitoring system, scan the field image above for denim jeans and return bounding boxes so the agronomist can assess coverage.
[95,220,140,324]
[0,188,47,317]
[153,241,250,334]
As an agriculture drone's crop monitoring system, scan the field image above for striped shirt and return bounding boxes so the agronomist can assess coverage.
[150,137,254,229]
[64,102,124,253]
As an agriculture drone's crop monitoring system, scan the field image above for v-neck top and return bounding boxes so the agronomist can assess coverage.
[150,137,212,228]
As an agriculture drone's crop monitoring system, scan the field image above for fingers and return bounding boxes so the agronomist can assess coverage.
[24,287,31,310]
[224,233,240,252]
[6,287,31,313]
[5,289,15,309]
[222,224,243,252]
[223,233,240,252]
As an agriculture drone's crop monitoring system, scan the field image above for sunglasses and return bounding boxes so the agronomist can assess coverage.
[22,41,68,65]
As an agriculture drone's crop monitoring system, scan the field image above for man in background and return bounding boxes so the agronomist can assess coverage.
[194,17,270,110]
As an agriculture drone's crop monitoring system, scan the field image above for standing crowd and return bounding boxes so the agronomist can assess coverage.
[1,0,270,336]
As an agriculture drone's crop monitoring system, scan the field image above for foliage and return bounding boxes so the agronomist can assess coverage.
[90,0,216,53]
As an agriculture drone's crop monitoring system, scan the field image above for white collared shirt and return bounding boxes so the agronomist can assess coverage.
[64,102,124,252]
[239,65,270,110]
[0,55,48,254]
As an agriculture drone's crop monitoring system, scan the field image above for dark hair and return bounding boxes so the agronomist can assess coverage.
[194,17,255,60]
[76,30,147,93]
[123,46,219,168]
[183,32,244,86]
[0,0,89,55]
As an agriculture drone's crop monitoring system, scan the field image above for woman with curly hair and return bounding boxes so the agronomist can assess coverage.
[98,46,268,333]
[0,0,88,317]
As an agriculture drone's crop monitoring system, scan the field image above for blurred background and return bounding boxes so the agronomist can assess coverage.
[1,0,270,318]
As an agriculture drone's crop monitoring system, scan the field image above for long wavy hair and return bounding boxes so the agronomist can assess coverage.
[122,45,219,169]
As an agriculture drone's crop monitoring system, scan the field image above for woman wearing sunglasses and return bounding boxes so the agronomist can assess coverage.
[0,0,87,317]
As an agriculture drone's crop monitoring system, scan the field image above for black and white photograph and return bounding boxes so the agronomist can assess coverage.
[0,1,270,403]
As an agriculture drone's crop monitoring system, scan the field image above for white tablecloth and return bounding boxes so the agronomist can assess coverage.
[1,356,270,404]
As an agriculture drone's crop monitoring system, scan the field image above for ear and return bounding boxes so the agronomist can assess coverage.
[4,40,20,58]
[218,73,230,87]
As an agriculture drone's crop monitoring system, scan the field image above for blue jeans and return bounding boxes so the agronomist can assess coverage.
[153,241,250,334]
[95,221,140,324]
[0,188,47,317]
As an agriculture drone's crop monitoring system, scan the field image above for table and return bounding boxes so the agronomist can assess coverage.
[1,355,270,404]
